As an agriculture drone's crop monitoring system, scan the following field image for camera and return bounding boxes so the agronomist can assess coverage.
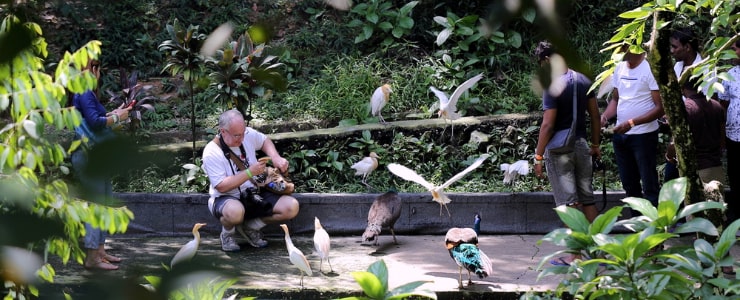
[239,188,272,211]
[592,157,605,172]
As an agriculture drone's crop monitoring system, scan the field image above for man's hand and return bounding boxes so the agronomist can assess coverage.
[534,163,545,179]
[271,156,289,173]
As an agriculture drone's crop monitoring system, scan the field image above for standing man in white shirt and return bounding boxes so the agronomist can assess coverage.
[600,43,664,213]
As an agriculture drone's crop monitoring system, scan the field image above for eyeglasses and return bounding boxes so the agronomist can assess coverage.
[222,128,244,139]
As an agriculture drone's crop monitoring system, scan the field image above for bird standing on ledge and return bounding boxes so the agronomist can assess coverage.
[371,84,392,124]
[280,224,313,288]
[351,152,380,189]
[170,223,207,268]
[445,227,493,289]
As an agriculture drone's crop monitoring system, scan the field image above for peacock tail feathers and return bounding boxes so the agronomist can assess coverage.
[450,243,490,279]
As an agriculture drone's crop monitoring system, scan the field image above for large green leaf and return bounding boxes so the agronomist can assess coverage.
[554,205,590,233]
[351,271,385,299]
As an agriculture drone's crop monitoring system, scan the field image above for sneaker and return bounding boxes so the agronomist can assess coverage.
[237,225,268,248]
[220,230,241,252]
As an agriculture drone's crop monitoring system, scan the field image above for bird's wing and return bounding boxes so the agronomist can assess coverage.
[479,248,494,277]
[596,74,614,99]
[351,157,373,172]
[387,163,435,190]
[289,248,313,276]
[313,229,331,259]
[439,154,489,189]
[171,240,197,267]
[429,86,449,106]
[499,163,510,172]
[370,86,386,115]
[512,160,530,176]
[446,73,483,112]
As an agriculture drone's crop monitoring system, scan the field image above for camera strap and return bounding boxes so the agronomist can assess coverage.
[216,135,249,172]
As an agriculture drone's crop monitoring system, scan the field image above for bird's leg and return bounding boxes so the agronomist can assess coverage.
[467,270,474,286]
[319,260,323,273]
[300,273,304,289]
[450,122,455,142]
[439,203,452,217]
[457,266,464,289]
[390,228,398,245]
[328,257,333,273]
[379,114,387,125]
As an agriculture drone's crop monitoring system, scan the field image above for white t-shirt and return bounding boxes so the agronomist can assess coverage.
[202,127,267,210]
[612,59,660,134]
[718,66,740,141]
[675,52,710,97]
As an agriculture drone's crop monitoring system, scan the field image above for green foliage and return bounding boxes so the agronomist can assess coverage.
[347,0,419,48]
[0,15,132,298]
[535,177,740,299]
[105,70,159,131]
[158,18,207,162]
[336,259,436,300]
[204,29,287,123]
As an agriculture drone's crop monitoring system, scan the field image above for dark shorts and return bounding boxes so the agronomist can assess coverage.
[211,190,281,220]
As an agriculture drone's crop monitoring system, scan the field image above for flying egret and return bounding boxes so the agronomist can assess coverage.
[387,154,489,216]
[351,152,380,189]
[371,84,392,124]
[313,217,333,273]
[499,160,530,185]
[430,73,484,139]
[170,223,207,268]
[280,224,313,288]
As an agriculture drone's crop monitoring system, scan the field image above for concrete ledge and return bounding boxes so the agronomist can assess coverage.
[118,191,628,236]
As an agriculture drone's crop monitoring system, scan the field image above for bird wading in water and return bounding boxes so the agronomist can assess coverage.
[445,227,493,289]
[170,223,207,268]
[387,154,489,217]
[362,191,402,246]
[351,152,380,189]
[371,84,392,124]
[430,73,483,140]
[313,217,333,273]
[280,224,313,288]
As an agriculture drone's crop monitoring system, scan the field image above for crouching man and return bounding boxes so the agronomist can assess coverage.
[202,109,299,251]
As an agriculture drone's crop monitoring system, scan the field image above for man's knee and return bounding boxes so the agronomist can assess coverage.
[221,200,245,226]
[274,196,299,220]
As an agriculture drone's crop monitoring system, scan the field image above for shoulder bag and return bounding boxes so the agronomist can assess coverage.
[545,71,578,154]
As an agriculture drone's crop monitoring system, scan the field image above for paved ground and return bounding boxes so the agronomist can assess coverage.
[41,232,740,300]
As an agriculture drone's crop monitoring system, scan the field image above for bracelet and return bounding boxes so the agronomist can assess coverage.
[244,169,253,178]
[111,114,120,124]
[590,143,599,148]
[628,119,635,128]
[533,159,542,165]
[534,154,543,161]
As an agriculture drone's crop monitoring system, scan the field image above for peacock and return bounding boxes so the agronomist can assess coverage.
[445,227,493,289]
[362,191,402,246]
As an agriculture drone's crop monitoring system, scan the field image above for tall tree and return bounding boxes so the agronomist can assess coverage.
[0,14,132,297]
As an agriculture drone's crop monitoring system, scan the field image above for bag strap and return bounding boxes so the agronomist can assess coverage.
[569,70,578,131]
[214,135,249,172]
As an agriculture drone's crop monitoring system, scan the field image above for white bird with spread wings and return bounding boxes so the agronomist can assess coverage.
[387,154,489,217]
[430,73,484,139]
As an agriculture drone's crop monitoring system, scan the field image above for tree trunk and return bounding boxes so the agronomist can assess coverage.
[647,12,723,237]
